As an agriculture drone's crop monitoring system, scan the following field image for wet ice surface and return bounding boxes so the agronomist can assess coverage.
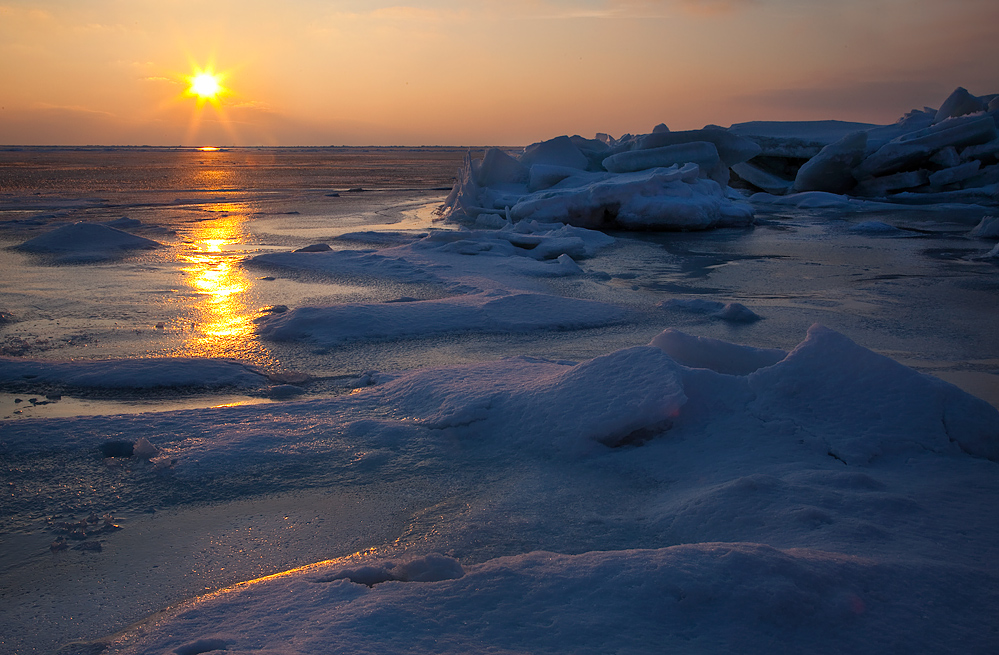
[1,148,999,654]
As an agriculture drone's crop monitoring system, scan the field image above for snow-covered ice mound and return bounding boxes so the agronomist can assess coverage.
[256,291,627,347]
[250,219,622,346]
[969,215,999,238]
[102,544,998,655]
[13,221,163,262]
[440,130,756,231]
[0,357,267,390]
[660,298,762,322]
[250,220,614,287]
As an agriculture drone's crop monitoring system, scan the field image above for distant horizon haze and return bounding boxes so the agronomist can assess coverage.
[1,0,996,147]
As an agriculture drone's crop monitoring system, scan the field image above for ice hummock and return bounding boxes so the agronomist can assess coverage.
[440,129,757,231]
[442,86,998,227]
[24,324,996,654]
[735,87,999,201]
[13,221,163,262]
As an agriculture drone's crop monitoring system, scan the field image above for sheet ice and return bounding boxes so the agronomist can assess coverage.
[0,357,267,390]
[11,325,995,654]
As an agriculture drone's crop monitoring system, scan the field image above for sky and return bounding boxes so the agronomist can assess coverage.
[0,0,996,146]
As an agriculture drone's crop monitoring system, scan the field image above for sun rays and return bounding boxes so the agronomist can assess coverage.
[177,58,237,146]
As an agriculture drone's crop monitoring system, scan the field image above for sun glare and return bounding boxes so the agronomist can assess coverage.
[188,71,223,99]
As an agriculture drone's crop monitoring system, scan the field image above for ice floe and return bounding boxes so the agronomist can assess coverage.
[256,290,627,347]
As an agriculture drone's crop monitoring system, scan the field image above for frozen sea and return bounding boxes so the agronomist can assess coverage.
[1,146,998,654]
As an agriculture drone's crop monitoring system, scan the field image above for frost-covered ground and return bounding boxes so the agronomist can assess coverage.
[1,127,998,654]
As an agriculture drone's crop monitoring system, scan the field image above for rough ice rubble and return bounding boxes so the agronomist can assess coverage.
[440,129,757,231]
[732,87,999,201]
[441,87,999,233]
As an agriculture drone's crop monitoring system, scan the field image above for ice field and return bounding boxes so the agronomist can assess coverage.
[2,89,999,653]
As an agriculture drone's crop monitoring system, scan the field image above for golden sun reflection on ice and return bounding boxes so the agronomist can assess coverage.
[177,211,271,367]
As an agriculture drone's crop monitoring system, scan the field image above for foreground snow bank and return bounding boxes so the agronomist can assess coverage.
[104,543,998,655]
[7,327,998,654]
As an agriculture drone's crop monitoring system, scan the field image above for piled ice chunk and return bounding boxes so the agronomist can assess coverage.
[441,128,757,231]
[730,87,999,200]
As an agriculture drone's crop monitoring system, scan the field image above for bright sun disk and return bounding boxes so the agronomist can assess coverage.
[189,72,222,99]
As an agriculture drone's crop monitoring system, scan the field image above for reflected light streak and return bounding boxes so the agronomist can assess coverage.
[176,209,272,368]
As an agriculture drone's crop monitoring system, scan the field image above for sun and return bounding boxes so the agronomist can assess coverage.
[190,72,221,99]
[186,68,226,101]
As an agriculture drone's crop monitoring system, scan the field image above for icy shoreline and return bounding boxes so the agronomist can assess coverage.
[2,94,999,653]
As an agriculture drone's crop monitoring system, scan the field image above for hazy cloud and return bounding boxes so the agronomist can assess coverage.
[607,0,760,17]
[739,79,955,122]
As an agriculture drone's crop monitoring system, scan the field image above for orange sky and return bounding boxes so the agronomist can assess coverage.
[1,0,996,146]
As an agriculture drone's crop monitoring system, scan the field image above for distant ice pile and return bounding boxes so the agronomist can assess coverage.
[440,131,757,231]
[441,87,998,228]
[731,87,999,201]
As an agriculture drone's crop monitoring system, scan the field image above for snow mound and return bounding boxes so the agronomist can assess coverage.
[650,329,786,375]
[969,215,999,238]
[353,345,686,451]
[255,291,627,347]
[14,222,162,262]
[970,242,999,260]
[660,298,762,322]
[316,553,464,586]
[103,543,999,655]
[748,324,999,463]
[0,357,267,390]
